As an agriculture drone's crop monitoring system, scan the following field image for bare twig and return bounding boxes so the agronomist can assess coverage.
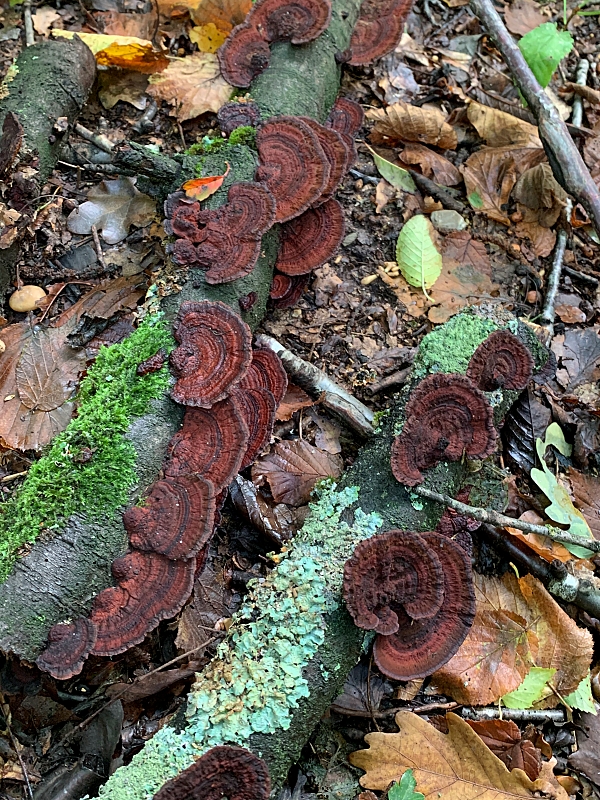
[74,123,115,154]
[407,170,467,214]
[564,265,599,286]
[462,707,566,722]
[470,0,600,233]
[23,0,34,46]
[414,485,600,553]
[571,59,591,128]
[91,225,108,273]
[255,335,375,437]
[0,693,34,800]
[540,198,573,332]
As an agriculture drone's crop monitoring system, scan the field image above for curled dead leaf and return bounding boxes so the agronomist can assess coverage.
[148,52,233,121]
[367,101,457,149]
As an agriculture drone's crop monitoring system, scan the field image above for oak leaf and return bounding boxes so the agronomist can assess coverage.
[367,102,457,150]
[433,572,593,706]
[349,711,568,798]
[147,53,232,121]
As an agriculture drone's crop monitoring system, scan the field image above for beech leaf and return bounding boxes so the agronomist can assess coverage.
[518,23,573,88]
[350,711,569,798]
[564,673,597,714]
[182,162,230,200]
[367,145,416,193]
[396,215,442,294]
[502,667,557,709]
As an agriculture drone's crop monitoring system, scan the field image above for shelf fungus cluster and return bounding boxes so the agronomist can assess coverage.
[36,301,287,679]
[343,528,476,680]
[218,0,332,87]
[348,0,415,65]
[153,745,271,800]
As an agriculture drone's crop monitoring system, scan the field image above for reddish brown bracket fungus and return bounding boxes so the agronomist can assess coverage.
[251,0,331,43]
[343,529,444,635]
[170,300,252,407]
[124,476,216,561]
[233,386,277,470]
[275,198,345,275]
[153,745,271,800]
[326,97,364,138]
[269,272,309,308]
[239,291,258,312]
[256,117,329,222]
[164,194,206,242]
[137,349,167,376]
[466,329,534,392]
[299,118,349,205]
[348,15,406,65]
[373,531,475,680]
[240,347,288,404]
[218,23,271,88]
[225,181,276,238]
[436,487,477,556]
[165,396,250,492]
[390,373,497,487]
[217,101,261,134]
[36,617,98,681]
[90,551,195,656]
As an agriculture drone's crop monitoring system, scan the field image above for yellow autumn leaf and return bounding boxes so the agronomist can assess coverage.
[350,711,569,799]
[52,30,168,73]
[148,52,233,121]
[189,22,228,52]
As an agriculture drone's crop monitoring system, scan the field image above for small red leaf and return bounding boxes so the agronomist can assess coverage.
[182,162,231,200]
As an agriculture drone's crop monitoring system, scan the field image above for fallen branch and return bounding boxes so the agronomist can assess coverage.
[470,0,600,233]
[540,198,573,332]
[462,707,565,723]
[414,485,600,553]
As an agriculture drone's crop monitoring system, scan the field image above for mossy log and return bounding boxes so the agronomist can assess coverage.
[0,37,96,294]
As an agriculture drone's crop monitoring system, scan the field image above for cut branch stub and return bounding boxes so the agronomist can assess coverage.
[343,529,444,635]
[36,617,98,681]
[90,552,195,657]
[466,329,534,392]
[275,198,345,275]
[373,531,476,680]
[251,0,332,43]
[300,117,350,205]
[390,373,497,487]
[348,0,413,66]
[256,116,330,222]
[124,476,217,561]
[165,396,250,492]
[218,23,271,88]
[233,386,277,469]
[153,746,271,800]
[269,272,309,307]
[170,300,252,407]
[240,347,288,405]
[217,101,262,134]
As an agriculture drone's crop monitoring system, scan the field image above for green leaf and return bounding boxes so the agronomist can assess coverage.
[396,215,442,296]
[367,145,416,193]
[502,667,556,709]
[541,421,573,458]
[388,770,425,800]
[564,673,597,714]
[518,23,574,88]
[468,190,484,209]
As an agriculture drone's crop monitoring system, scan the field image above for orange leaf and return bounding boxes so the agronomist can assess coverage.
[182,162,230,200]
[52,31,168,74]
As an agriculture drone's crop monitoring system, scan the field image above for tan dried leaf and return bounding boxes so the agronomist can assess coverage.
[148,52,232,121]
[375,179,397,213]
[32,6,61,35]
[378,270,428,318]
[252,439,343,506]
[462,148,518,224]
[441,231,491,276]
[399,142,461,186]
[96,10,157,39]
[428,260,499,323]
[506,510,574,564]
[276,383,313,421]
[98,70,149,111]
[367,101,457,149]
[504,0,546,36]
[433,572,593,706]
[467,102,542,148]
[568,469,600,540]
[515,205,557,258]
[513,163,567,227]
[350,711,568,798]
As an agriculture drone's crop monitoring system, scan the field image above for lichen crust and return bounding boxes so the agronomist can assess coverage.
[98,482,382,800]
[412,312,497,378]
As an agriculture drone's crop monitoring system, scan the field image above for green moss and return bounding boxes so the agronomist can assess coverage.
[0,316,173,582]
[99,482,382,800]
[228,125,257,149]
[412,312,497,378]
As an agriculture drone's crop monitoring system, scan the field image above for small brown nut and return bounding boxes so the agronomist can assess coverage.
[9,285,46,312]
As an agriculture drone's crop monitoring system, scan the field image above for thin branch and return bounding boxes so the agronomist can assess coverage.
[571,59,590,128]
[462,707,565,722]
[539,198,573,331]
[414,485,600,552]
[23,0,34,46]
[470,0,600,233]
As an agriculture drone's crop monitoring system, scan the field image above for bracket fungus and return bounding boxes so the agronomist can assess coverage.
[124,476,217,561]
[466,329,534,392]
[326,96,365,138]
[218,23,271,88]
[300,117,350,205]
[276,198,345,275]
[256,116,330,222]
[240,347,288,405]
[269,272,309,308]
[170,300,252,407]
[217,100,261,134]
[373,531,476,680]
[348,0,413,65]
[390,373,497,487]
[90,551,195,656]
[153,745,271,800]
[343,529,445,635]
[435,487,478,556]
[165,397,250,492]
[251,0,331,43]
[36,617,98,681]
[233,386,277,470]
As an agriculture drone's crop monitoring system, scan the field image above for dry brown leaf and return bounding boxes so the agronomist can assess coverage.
[554,293,586,324]
[32,6,61,35]
[96,10,157,40]
[399,142,462,186]
[276,383,314,420]
[462,148,518,224]
[441,231,491,276]
[568,469,600,540]
[147,52,232,121]
[378,269,428,318]
[350,711,568,798]
[506,511,574,564]
[515,206,557,258]
[433,572,593,706]
[367,101,458,150]
[504,0,546,36]
[252,440,343,506]
[98,71,149,110]
[467,102,542,148]
[551,327,600,390]
[466,719,542,780]
[190,0,251,31]
[562,82,600,105]
[428,260,499,323]
[513,163,567,227]
[375,179,397,213]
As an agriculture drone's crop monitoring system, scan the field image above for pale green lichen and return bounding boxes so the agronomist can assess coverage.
[99,483,382,800]
[412,313,497,378]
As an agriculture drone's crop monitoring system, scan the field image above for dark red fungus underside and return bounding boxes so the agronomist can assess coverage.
[326,96,365,137]
[218,22,271,88]
[252,0,332,44]
[233,386,277,470]
[269,272,309,307]
[276,198,345,275]
[348,0,413,66]
[240,347,288,404]
[217,100,261,134]
[300,117,349,204]
[36,617,98,681]
[466,329,534,391]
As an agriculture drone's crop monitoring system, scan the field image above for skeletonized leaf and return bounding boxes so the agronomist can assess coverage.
[518,23,573,88]
[396,215,442,293]
[148,52,233,121]
[367,101,457,149]
[367,146,416,193]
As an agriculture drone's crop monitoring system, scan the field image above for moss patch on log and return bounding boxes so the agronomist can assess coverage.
[98,482,382,800]
[0,316,173,581]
